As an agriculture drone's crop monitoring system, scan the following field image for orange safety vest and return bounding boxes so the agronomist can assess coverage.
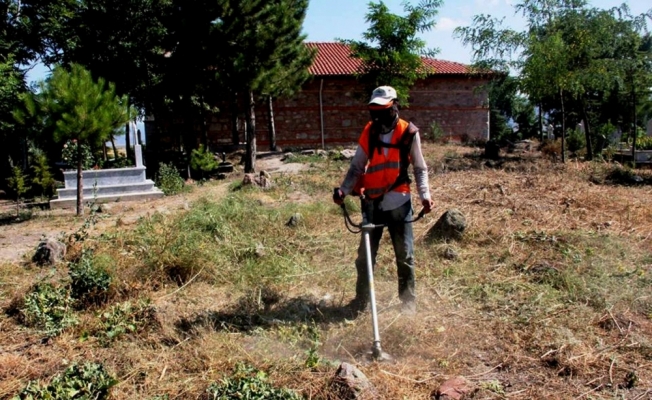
[356,118,414,199]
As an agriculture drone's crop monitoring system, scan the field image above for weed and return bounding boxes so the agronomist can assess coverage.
[205,363,300,400]
[22,283,77,336]
[156,162,185,195]
[13,362,117,400]
[69,249,112,304]
[97,299,156,344]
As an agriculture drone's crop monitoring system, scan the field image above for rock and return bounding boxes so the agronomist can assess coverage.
[242,171,273,190]
[331,362,378,399]
[340,149,356,160]
[443,246,459,260]
[32,239,66,266]
[286,213,303,227]
[255,243,266,258]
[216,162,234,173]
[301,149,316,155]
[431,377,474,400]
[95,203,113,213]
[427,209,467,241]
[281,152,296,161]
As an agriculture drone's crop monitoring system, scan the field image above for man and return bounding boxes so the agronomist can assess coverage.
[333,85,434,315]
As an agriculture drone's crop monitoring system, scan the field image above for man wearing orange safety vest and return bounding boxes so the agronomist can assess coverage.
[333,86,434,315]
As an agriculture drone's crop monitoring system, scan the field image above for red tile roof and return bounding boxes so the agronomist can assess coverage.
[305,42,471,76]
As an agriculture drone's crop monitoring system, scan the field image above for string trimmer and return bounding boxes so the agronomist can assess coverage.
[335,189,425,362]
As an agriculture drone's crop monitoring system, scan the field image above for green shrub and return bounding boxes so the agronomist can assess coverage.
[69,250,112,303]
[190,144,218,176]
[97,299,155,344]
[62,139,95,170]
[566,128,586,153]
[636,136,652,150]
[30,146,56,198]
[22,283,77,336]
[156,162,185,195]
[13,362,117,400]
[206,364,300,400]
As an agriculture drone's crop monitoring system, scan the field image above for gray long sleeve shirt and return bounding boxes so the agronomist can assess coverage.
[339,125,431,211]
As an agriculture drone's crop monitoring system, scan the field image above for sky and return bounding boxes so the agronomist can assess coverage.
[304,0,651,65]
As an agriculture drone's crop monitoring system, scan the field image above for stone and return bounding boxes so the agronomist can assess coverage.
[340,149,356,160]
[427,209,467,241]
[242,171,273,190]
[216,162,234,173]
[286,213,303,227]
[443,246,459,260]
[281,152,296,161]
[32,238,66,266]
[330,362,378,399]
[431,377,474,400]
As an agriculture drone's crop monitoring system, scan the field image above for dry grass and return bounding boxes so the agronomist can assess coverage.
[1,143,652,399]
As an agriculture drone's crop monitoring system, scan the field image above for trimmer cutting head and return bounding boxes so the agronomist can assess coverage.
[366,343,394,363]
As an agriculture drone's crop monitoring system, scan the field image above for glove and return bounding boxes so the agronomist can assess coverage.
[333,188,345,205]
[421,198,434,214]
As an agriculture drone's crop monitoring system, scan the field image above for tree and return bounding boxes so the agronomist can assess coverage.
[211,0,313,172]
[17,64,133,215]
[456,0,652,161]
[341,0,442,104]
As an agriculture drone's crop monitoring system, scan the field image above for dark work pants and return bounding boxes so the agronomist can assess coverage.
[354,200,415,304]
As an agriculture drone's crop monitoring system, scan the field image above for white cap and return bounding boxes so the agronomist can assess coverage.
[368,86,397,106]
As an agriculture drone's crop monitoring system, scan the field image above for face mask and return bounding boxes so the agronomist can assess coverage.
[369,105,397,128]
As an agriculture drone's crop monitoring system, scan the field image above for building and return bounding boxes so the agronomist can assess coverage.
[145,42,491,167]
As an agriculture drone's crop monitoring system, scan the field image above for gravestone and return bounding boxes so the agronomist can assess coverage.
[50,142,163,209]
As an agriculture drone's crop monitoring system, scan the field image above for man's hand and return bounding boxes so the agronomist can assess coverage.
[333,188,345,205]
[421,198,434,214]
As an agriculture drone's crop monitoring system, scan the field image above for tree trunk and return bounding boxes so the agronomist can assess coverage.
[631,79,637,168]
[267,95,277,152]
[76,141,84,216]
[580,100,594,161]
[538,102,544,141]
[125,122,131,162]
[231,95,239,146]
[560,89,566,164]
[244,90,256,173]
[110,135,118,160]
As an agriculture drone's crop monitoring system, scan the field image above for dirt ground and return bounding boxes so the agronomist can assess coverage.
[0,155,307,265]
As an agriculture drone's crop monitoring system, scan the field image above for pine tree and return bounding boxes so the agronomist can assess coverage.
[17,64,133,215]
[212,0,313,171]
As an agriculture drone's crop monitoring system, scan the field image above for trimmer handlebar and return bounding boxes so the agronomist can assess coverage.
[335,188,426,233]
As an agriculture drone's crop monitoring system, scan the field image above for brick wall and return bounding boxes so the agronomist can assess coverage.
[206,75,490,150]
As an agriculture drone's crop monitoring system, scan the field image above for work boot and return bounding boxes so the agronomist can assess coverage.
[400,300,417,315]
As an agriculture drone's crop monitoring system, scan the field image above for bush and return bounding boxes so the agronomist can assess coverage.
[62,139,95,170]
[13,362,117,400]
[190,144,218,177]
[97,299,156,344]
[206,364,300,400]
[22,283,77,336]
[636,136,652,151]
[69,250,112,303]
[566,128,586,154]
[30,146,56,198]
[156,162,185,195]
